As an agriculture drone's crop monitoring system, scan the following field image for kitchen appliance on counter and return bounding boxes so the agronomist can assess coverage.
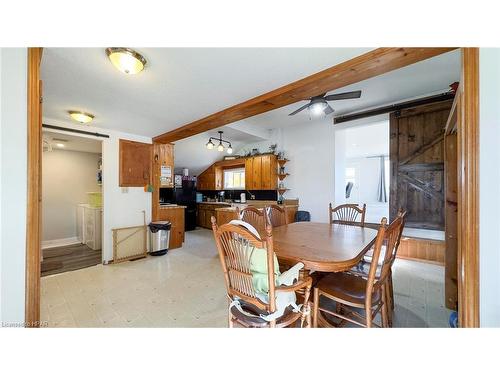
[174,179,197,231]
[240,192,247,203]
[217,191,225,202]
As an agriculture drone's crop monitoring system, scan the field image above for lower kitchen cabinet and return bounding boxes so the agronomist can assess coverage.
[197,203,229,228]
[157,206,185,249]
[215,209,238,226]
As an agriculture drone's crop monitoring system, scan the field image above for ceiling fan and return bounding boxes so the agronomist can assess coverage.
[288,90,362,117]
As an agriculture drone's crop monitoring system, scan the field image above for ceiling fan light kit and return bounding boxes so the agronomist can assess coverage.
[288,90,362,117]
[206,131,233,154]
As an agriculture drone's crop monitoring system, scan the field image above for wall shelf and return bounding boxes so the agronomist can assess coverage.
[277,159,289,167]
[277,173,289,181]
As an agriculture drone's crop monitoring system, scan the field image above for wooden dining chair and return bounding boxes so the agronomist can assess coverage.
[238,206,267,235]
[211,217,312,328]
[349,209,407,326]
[329,203,366,226]
[265,205,288,228]
[312,214,405,328]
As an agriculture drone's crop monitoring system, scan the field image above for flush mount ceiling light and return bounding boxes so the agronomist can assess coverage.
[206,131,233,154]
[68,111,94,124]
[106,47,147,74]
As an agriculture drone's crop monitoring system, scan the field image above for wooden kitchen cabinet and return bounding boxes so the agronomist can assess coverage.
[260,154,277,190]
[216,209,238,226]
[152,142,174,222]
[251,156,262,189]
[244,154,277,190]
[197,165,222,190]
[119,139,152,187]
[198,154,278,191]
[154,143,174,188]
[197,203,228,228]
[157,206,185,249]
[245,157,253,189]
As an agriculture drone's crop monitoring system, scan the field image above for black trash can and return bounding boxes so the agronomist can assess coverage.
[148,221,171,256]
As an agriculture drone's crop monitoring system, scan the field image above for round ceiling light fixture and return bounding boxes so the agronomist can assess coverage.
[69,111,94,124]
[106,47,147,74]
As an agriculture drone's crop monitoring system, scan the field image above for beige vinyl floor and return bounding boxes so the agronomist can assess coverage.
[41,228,453,328]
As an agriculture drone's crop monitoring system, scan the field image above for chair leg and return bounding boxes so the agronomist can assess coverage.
[381,285,389,328]
[306,302,312,328]
[227,298,234,328]
[389,272,395,310]
[386,281,393,327]
[312,288,319,328]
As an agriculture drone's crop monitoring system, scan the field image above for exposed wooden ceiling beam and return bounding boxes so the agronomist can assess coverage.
[153,47,457,143]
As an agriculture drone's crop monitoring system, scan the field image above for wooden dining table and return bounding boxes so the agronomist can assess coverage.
[272,222,379,273]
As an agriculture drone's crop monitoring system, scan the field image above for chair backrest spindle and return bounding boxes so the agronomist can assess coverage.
[265,205,288,228]
[239,206,267,235]
[329,203,366,226]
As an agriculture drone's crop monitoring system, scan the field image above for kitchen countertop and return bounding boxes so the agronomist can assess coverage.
[215,204,299,212]
[159,204,187,209]
[197,202,232,206]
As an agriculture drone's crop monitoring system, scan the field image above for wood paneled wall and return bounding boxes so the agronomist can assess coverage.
[397,237,445,265]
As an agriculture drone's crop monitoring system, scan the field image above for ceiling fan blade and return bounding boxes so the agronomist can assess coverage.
[288,103,310,116]
[324,104,334,115]
[324,90,362,101]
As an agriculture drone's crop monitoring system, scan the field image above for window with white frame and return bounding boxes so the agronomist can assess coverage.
[223,168,245,189]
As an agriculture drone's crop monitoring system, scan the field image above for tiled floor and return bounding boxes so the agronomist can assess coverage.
[41,228,452,328]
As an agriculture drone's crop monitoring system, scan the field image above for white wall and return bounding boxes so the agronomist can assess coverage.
[479,48,500,327]
[234,122,334,222]
[42,149,101,242]
[283,121,335,222]
[0,48,28,325]
[41,119,152,263]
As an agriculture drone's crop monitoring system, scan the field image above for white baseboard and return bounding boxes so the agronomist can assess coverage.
[42,236,81,249]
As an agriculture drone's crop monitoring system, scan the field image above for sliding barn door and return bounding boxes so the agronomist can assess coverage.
[389,100,453,229]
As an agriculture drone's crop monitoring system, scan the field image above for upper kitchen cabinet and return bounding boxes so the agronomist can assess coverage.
[199,154,278,191]
[197,164,223,190]
[260,154,277,190]
[245,154,277,190]
[153,143,174,188]
[119,139,152,187]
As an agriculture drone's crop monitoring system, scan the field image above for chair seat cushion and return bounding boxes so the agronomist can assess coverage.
[230,300,301,328]
[316,272,381,307]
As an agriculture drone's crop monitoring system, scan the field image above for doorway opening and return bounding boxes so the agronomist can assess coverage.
[334,119,390,224]
[41,130,103,276]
